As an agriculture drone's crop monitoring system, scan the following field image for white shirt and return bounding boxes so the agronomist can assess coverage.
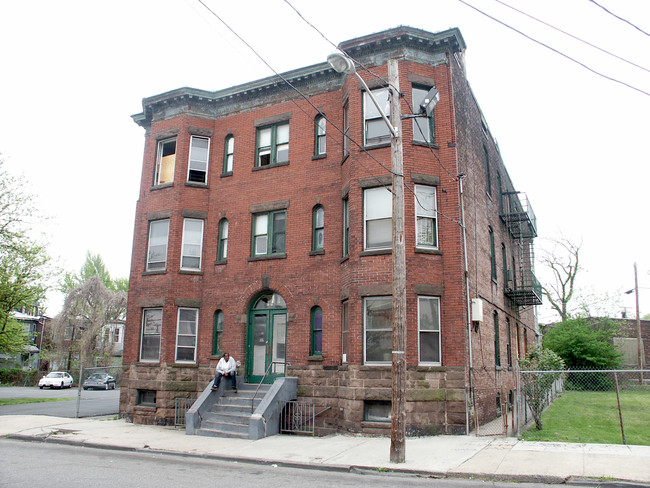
[216,356,237,375]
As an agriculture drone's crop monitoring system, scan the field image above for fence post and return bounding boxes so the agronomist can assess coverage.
[613,371,626,445]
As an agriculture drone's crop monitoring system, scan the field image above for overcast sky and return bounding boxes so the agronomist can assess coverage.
[0,0,648,321]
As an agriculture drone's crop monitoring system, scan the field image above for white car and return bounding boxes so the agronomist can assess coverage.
[38,372,73,389]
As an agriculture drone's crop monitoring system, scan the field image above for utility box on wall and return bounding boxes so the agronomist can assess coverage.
[471,298,484,323]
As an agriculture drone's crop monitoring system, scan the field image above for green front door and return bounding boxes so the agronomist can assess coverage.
[246,292,287,383]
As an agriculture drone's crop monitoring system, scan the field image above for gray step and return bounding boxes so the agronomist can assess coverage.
[201,418,249,434]
[203,412,250,425]
[195,427,248,439]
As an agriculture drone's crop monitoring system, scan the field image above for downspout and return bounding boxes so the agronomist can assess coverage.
[459,174,473,434]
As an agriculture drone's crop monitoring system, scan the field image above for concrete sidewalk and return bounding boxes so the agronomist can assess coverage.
[2,415,650,484]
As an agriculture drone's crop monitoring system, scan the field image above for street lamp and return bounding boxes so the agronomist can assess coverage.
[625,263,645,382]
[328,52,437,463]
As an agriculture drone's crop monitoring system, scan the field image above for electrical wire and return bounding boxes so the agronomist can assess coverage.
[493,0,650,74]
[587,0,650,37]
[457,0,650,98]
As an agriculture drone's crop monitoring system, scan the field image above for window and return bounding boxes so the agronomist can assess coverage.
[217,219,228,262]
[181,218,204,270]
[176,308,198,362]
[146,219,169,271]
[213,310,223,356]
[154,138,176,185]
[364,296,392,364]
[364,187,392,250]
[223,135,234,173]
[137,390,156,407]
[343,101,350,156]
[364,87,391,146]
[502,243,508,286]
[494,311,500,367]
[341,300,348,363]
[310,306,323,356]
[343,198,349,257]
[415,185,437,248]
[312,205,324,252]
[256,123,289,167]
[187,135,209,183]
[418,296,441,364]
[315,115,326,156]
[252,210,286,256]
[484,146,492,197]
[506,317,512,369]
[489,227,496,281]
[412,86,434,143]
[140,308,162,361]
[364,400,391,422]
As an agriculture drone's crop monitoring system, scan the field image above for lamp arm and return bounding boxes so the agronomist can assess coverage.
[353,71,397,138]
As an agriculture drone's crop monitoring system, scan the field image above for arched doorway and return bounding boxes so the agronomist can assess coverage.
[246,291,287,383]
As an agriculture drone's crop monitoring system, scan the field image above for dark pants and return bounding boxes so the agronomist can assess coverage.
[213,371,237,389]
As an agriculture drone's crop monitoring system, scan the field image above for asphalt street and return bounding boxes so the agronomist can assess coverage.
[0,386,120,417]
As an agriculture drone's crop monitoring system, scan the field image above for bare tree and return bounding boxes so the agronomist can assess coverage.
[50,275,127,369]
[540,238,581,322]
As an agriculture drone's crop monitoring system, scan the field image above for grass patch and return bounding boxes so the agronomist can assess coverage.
[0,398,74,406]
[522,390,650,445]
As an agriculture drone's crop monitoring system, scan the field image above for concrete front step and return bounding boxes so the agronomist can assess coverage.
[195,427,248,439]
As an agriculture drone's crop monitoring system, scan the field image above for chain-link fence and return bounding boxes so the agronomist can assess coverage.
[74,365,123,418]
[517,369,650,445]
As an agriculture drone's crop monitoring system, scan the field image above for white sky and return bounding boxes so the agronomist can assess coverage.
[0,0,648,321]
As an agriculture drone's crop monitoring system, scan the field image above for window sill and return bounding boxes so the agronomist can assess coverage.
[174,363,199,368]
[414,365,446,372]
[179,269,204,275]
[340,255,349,264]
[142,269,166,276]
[136,360,160,365]
[210,353,223,360]
[307,355,323,361]
[362,420,391,427]
[415,247,442,255]
[214,259,227,266]
[185,181,208,188]
[495,365,502,371]
[248,253,287,262]
[312,154,326,161]
[221,171,233,178]
[363,142,391,150]
[150,182,174,191]
[309,250,325,256]
[360,364,391,370]
[135,404,156,409]
[412,140,439,149]
[252,161,289,171]
[360,249,391,257]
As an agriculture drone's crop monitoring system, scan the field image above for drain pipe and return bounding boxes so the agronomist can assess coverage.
[458,173,473,434]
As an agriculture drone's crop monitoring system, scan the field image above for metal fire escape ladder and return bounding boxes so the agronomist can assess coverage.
[500,191,542,306]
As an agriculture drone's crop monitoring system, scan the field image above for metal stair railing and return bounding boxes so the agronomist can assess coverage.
[251,360,284,413]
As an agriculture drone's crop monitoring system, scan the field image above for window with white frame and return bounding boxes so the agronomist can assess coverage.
[364,87,391,146]
[343,198,349,257]
[364,296,392,364]
[257,123,289,167]
[252,210,286,256]
[415,185,438,248]
[418,296,441,364]
[176,308,198,362]
[181,218,204,270]
[146,219,169,271]
[154,138,176,185]
[223,135,234,173]
[140,308,162,361]
[187,135,209,183]
[364,186,392,250]
[412,86,435,143]
[312,205,324,251]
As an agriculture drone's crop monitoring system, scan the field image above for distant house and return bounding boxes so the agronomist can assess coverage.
[612,318,648,369]
[102,321,125,360]
[0,307,49,370]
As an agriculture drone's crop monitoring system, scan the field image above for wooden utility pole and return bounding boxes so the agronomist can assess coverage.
[634,263,644,383]
[388,58,406,464]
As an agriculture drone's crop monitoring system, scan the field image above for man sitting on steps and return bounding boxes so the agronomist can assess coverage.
[212,352,237,393]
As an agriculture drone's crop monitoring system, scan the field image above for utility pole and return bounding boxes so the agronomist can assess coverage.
[388,58,406,464]
[634,263,644,383]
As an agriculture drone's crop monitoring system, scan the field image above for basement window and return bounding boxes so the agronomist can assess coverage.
[137,389,156,407]
[364,401,391,422]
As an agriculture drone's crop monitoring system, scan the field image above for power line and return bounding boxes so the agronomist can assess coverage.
[493,0,650,74]
[457,0,650,97]
[587,0,650,37]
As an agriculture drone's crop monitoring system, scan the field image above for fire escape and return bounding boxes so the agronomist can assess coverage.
[500,191,542,306]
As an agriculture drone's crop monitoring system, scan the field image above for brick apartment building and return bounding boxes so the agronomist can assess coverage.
[121,26,541,435]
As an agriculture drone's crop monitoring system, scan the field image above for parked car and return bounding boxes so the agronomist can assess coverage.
[38,372,73,389]
[83,373,116,390]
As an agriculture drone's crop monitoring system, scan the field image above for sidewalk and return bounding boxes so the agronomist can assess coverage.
[2,415,650,485]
